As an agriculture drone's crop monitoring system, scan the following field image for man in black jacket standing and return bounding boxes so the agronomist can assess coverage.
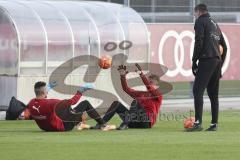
[189,4,227,132]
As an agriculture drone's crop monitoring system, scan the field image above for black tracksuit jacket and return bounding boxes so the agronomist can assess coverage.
[192,13,227,64]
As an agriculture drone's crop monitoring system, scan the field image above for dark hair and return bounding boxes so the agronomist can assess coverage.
[194,3,208,13]
[34,81,46,96]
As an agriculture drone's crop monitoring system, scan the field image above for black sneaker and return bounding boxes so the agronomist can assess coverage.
[205,124,218,131]
[186,123,203,132]
[117,123,129,130]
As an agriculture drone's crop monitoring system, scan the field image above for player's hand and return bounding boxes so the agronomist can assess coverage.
[135,63,143,75]
[192,61,198,76]
[78,83,95,93]
[118,65,128,76]
[46,81,57,91]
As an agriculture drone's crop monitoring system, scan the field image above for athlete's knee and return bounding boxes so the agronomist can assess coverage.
[193,88,200,99]
[81,100,90,106]
[192,84,198,95]
[111,101,122,108]
[207,92,218,100]
[111,100,120,106]
[207,89,218,98]
[110,101,125,113]
[80,100,94,110]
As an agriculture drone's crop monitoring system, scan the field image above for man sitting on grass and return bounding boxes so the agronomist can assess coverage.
[91,63,163,130]
[28,81,115,132]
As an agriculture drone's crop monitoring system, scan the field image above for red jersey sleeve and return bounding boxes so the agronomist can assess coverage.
[140,73,162,97]
[120,75,142,98]
[67,91,82,105]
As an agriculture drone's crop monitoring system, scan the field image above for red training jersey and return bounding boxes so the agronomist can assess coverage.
[121,74,163,127]
[28,92,82,131]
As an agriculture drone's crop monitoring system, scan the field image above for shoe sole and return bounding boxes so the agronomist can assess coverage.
[116,127,128,130]
[205,128,217,131]
[101,125,117,131]
[76,124,91,131]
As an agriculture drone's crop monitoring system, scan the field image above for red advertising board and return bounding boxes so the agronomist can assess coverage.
[147,23,240,82]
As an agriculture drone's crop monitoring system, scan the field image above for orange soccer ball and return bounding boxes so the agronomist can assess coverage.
[99,55,112,69]
[184,117,195,129]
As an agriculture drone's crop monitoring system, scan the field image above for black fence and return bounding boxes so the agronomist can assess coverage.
[74,0,240,23]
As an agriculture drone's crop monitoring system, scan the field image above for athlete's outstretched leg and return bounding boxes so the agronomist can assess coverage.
[103,101,130,124]
[72,100,105,125]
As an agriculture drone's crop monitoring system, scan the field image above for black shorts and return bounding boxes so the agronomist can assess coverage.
[55,100,82,131]
[63,122,75,131]
[128,100,151,128]
[128,122,151,128]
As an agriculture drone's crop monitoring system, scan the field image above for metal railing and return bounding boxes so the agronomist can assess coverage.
[76,0,240,23]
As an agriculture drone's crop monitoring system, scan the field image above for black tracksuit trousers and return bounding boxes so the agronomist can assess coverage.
[102,101,151,128]
[63,100,105,131]
[193,57,222,124]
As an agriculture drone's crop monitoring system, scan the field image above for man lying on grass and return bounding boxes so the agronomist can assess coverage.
[91,64,163,130]
[28,81,115,132]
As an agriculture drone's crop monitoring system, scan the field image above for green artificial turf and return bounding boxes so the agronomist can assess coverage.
[166,80,240,99]
[0,110,240,160]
